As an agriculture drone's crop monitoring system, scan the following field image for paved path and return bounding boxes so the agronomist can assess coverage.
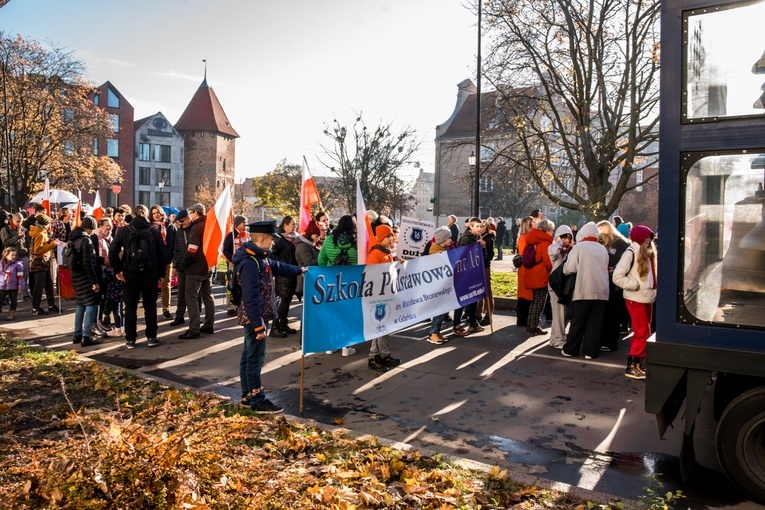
[1,279,761,509]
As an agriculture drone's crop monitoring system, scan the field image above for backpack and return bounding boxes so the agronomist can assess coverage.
[512,254,523,268]
[228,256,260,307]
[521,243,537,269]
[123,226,155,273]
[549,258,576,305]
[334,246,351,266]
[61,240,81,270]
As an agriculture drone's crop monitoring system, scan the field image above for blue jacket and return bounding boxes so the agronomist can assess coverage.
[232,241,302,333]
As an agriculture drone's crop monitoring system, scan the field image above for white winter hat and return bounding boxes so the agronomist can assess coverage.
[577,221,600,242]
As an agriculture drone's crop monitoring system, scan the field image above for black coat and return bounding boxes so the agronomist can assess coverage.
[183,216,209,276]
[108,216,165,283]
[70,227,100,306]
[496,220,507,245]
[173,225,189,271]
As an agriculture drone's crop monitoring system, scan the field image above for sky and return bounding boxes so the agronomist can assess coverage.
[2,0,480,183]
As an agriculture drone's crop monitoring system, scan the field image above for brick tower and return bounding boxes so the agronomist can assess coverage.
[175,74,239,206]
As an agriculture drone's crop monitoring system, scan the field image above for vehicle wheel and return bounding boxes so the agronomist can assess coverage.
[716,386,765,503]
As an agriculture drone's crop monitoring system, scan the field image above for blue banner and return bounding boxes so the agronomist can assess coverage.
[302,244,487,354]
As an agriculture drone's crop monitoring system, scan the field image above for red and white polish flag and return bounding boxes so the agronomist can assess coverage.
[203,184,233,270]
[299,156,321,233]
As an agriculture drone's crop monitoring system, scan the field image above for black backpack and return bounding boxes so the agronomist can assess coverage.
[334,246,352,266]
[123,226,155,273]
[61,240,81,270]
[229,256,261,307]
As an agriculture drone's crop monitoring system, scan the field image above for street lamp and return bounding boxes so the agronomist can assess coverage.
[468,151,477,216]
[473,0,482,219]
[158,180,165,206]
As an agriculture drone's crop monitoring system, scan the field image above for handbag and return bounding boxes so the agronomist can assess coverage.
[512,254,523,269]
[30,256,49,273]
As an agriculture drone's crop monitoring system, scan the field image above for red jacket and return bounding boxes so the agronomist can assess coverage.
[524,228,554,290]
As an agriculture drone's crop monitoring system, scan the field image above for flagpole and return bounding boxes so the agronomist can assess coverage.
[299,355,305,415]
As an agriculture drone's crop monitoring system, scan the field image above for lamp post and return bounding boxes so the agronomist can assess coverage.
[158,180,165,206]
[468,151,477,217]
[473,0,482,219]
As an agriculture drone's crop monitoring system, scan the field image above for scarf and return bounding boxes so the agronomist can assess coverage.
[235,230,248,252]
[95,229,112,259]
[153,220,167,243]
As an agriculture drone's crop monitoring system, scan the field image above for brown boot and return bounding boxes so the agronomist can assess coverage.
[6,310,14,321]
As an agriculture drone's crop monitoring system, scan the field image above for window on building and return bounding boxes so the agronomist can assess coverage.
[63,141,74,155]
[107,88,119,108]
[479,176,494,192]
[107,139,119,158]
[106,189,116,208]
[93,94,99,106]
[138,191,151,206]
[157,192,170,207]
[153,144,171,163]
[635,169,644,192]
[480,142,496,162]
[109,113,119,133]
[93,138,99,156]
[138,167,151,186]
[63,109,74,123]
[138,143,150,161]
[156,168,171,186]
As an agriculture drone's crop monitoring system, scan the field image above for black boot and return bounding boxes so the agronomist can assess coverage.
[269,321,287,338]
[73,335,82,344]
[81,336,101,347]
[281,319,297,334]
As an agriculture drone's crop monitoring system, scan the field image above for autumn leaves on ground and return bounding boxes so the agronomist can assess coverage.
[0,338,599,509]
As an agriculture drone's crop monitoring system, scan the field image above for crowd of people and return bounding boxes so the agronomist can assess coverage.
[512,212,657,380]
[1,199,657,412]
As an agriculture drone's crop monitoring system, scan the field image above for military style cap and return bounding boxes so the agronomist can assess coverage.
[247,220,281,238]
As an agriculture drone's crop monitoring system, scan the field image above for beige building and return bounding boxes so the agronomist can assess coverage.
[175,75,238,206]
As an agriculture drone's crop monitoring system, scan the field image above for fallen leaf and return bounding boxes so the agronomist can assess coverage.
[332,417,344,425]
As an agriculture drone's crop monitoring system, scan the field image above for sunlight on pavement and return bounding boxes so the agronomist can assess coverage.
[139,335,243,371]
[352,347,456,395]
[202,350,305,389]
[577,407,627,490]
[457,352,489,370]
[402,425,428,444]
[431,399,469,416]
[479,337,549,378]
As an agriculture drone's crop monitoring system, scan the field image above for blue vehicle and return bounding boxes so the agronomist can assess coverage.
[648,0,765,502]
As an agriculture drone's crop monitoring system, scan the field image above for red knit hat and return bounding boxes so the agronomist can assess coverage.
[630,225,654,245]
[304,220,321,238]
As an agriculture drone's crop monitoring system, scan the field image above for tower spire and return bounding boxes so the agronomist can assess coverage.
[202,58,207,86]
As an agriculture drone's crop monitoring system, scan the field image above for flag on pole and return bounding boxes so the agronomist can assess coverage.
[202,184,233,270]
[355,179,374,265]
[92,190,103,221]
[41,178,50,216]
[73,191,82,227]
[299,156,321,233]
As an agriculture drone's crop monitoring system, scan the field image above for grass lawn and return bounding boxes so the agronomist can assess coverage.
[492,271,518,297]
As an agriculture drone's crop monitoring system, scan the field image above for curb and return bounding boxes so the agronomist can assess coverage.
[39,343,636,509]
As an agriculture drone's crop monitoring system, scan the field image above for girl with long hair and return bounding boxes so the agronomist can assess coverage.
[613,226,657,380]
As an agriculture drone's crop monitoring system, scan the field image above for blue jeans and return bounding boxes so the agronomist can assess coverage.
[240,322,268,406]
[429,313,446,335]
[74,304,98,338]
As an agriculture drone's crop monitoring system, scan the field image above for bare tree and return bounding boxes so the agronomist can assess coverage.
[319,113,420,217]
[483,0,660,220]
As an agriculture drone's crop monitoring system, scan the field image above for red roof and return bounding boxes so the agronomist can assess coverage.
[175,81,239,138]
[134,116,151,131]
